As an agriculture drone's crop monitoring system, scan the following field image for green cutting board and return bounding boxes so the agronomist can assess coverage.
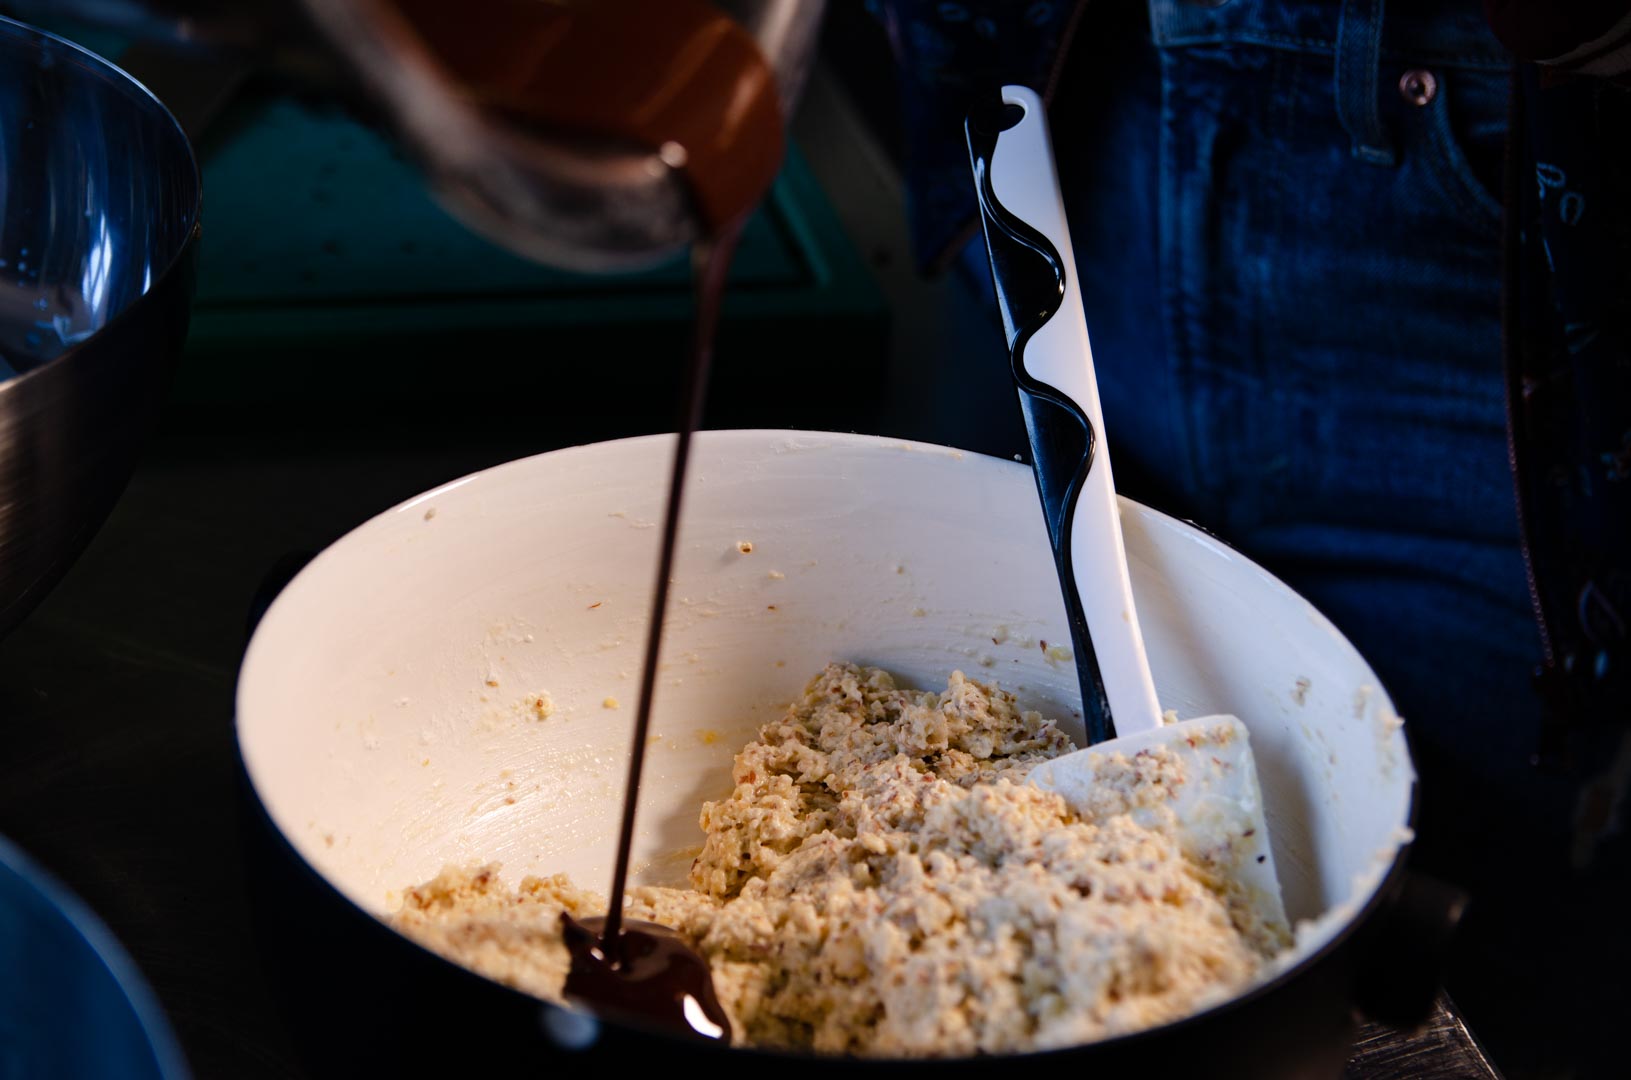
[174,94,887,426]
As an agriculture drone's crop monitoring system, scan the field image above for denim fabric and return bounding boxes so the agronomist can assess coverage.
[865,0,1081,267]
[1334,0,1395,164]
[971,5,1621,1073]
[1024,0,1536,792]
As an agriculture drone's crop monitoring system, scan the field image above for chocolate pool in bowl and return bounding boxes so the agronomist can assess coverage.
[235,430,1429,1077]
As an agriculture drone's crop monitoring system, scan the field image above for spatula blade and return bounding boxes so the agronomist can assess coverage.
[1028,715,1291,947]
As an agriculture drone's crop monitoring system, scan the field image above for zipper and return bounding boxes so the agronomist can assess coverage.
[1500,62,1570,758]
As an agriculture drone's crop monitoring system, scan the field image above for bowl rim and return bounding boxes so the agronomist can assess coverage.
[0,14,203,395]
[235,428,1419,1063]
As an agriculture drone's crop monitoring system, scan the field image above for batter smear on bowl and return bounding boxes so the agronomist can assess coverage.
[390,663,1290,1055]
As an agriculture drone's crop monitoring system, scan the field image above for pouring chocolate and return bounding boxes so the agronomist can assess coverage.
[357,0,789,1038]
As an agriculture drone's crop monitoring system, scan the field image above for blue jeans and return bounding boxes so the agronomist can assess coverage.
[960,2,1618,1074]
[1056,0,1536,781]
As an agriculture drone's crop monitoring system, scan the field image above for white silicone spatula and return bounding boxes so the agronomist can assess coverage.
[966,86,1288,934]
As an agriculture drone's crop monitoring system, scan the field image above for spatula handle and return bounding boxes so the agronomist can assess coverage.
[966,85,1163,740]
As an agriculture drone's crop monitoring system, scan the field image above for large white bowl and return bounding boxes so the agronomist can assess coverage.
[236,430,1416,1042]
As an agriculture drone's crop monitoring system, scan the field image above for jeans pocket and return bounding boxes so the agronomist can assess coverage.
[1409,69,1506,235]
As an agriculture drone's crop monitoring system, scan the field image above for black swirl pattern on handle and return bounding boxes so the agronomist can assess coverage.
[966,96,1115,744]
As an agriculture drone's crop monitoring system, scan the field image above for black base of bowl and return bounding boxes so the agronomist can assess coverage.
[236,750,1448,1079]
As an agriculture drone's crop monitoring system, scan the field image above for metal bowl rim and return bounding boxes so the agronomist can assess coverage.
[0,14,203,395]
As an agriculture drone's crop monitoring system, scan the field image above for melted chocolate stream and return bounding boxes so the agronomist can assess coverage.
[598,228,739,947]
[388,0,783,1042]
[564,230,740,1043]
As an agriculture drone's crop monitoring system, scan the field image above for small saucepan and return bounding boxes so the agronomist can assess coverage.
[236,431,1454,1077]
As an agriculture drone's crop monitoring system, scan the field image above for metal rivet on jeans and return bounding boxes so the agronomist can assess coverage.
[1399,69,1437,107]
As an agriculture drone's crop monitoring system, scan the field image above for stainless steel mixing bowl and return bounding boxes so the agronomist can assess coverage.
[0,16,201,638]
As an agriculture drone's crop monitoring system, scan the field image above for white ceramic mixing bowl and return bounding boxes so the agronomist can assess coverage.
[235,430,1421,1075]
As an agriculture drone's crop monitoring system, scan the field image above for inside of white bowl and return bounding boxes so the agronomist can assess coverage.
[237,431,1415,967]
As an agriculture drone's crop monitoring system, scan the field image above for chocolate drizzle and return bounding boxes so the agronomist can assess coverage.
[564,227,742,1044]
[560,914,732,1042]
[387,0,785,1043]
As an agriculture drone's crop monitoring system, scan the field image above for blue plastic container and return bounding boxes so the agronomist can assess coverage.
[0,835,188,1079]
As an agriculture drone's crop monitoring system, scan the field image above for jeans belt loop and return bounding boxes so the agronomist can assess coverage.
[1335,0,1397,165]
